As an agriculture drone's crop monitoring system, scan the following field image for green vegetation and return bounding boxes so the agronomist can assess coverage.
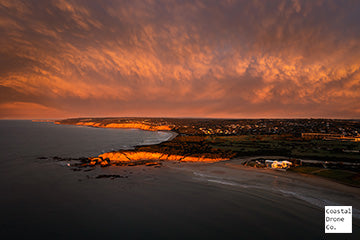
[136,136,236,159]
[207,135,360,162]
[288,166,323,174]
[58,118,360,187]
[289,166,360,187]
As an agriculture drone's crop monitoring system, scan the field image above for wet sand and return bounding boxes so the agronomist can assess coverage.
[75,162,360,239]
[164,159,360,213]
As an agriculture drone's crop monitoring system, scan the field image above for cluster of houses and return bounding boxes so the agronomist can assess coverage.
[265,160,293,169]
[245,158,301,170]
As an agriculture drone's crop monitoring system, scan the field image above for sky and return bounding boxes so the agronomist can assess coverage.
[0,0,360,119]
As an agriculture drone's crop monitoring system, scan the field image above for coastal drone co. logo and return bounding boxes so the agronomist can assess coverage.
[325,206,352,233]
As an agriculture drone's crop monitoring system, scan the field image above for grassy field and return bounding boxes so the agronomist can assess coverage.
[206,135,360,162]
[207,135,360,187]
[289,166,360,187]
[99,134,360,187]
[135,135,236,159]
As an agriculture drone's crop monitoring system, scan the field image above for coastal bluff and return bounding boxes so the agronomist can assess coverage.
[90,151,228,166]
[55,118,236,166]
[55,120,172,131]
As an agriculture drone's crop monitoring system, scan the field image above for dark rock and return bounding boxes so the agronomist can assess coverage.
[84,168,95,172]
[145,162,160,166]
[95,174,125,179]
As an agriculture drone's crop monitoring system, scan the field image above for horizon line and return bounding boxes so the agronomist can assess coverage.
[1,117,360,121]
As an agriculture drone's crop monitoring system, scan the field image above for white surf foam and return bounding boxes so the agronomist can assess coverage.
[192,171,360,219]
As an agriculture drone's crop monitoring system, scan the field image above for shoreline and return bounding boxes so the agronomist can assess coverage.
[56,121,232,163]
[55,120,360,189]
[224,158,360,195]
[55,120,173,131]
[3,120,360,239]
[50,120,360,223]
[162,159,360,221]
[55,120,178,147]
[161,130,178,142]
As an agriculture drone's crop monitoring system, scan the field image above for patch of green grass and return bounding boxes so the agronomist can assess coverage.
[289,167,360,187]
[313,169,360,187]
[289,166,323,174]
[206,135,360,162]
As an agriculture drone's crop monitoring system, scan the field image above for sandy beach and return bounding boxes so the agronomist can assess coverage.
[163,158,360,221]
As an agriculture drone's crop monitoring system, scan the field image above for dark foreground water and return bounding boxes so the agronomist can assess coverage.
[0,120,359,239]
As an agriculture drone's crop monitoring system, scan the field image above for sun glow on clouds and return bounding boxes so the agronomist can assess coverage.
[0,0,360,118]
[0,102,68,119]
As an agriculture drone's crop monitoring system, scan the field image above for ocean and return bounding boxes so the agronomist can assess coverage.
[0,120,359,239]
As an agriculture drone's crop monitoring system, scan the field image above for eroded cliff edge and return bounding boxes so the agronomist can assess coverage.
[56,118,234,166]
[55,118,172,131]
[87,135,235,167]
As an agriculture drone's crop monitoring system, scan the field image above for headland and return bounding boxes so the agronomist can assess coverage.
[55,117,360,187]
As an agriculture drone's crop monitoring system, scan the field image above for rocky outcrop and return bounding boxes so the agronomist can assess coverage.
[104,123,171,131]
[94,151,229,164]
[62,121,172,131]
[54,120,232,167]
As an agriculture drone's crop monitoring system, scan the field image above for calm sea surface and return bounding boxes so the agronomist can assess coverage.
[0,120,359,239]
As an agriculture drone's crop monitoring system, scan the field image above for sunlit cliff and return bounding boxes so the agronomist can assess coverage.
[57,119,235,166]
[90,151,228,165]
[56,121,172,131]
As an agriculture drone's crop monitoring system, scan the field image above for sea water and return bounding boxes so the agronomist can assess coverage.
[0,120,359,239]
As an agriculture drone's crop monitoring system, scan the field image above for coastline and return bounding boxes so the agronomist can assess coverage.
[55,119,178,147]
[225,159,360,196]
[161,130,178,142]
[56,120,232,164]
[163,159,360,221]
[55,119,360,189]
[2,120,360,239]
[55,120,173,131]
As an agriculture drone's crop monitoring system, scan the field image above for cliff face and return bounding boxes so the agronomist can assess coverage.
[93,151,228,163]
[55,119,233,166]
[65,121,172,131]
[104,123,172,131]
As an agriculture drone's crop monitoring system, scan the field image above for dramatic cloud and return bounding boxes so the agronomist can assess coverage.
[0,0,359,118]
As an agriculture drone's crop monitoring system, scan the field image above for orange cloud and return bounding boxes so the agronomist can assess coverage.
[0,102,68,119]
[0,0,359,118]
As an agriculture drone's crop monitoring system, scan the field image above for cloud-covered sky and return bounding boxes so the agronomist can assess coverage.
[1,0,359,119]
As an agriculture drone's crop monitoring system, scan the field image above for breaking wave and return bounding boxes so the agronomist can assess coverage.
[192,171,360,219]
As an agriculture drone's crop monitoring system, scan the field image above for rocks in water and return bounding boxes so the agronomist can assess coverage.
[47,154,165,173]
[145,162,162,167]
[95,174,128,179]
[100,160,110,167]
[83,168,95,172]
[89,158,100,166]
[50,156,90,163]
